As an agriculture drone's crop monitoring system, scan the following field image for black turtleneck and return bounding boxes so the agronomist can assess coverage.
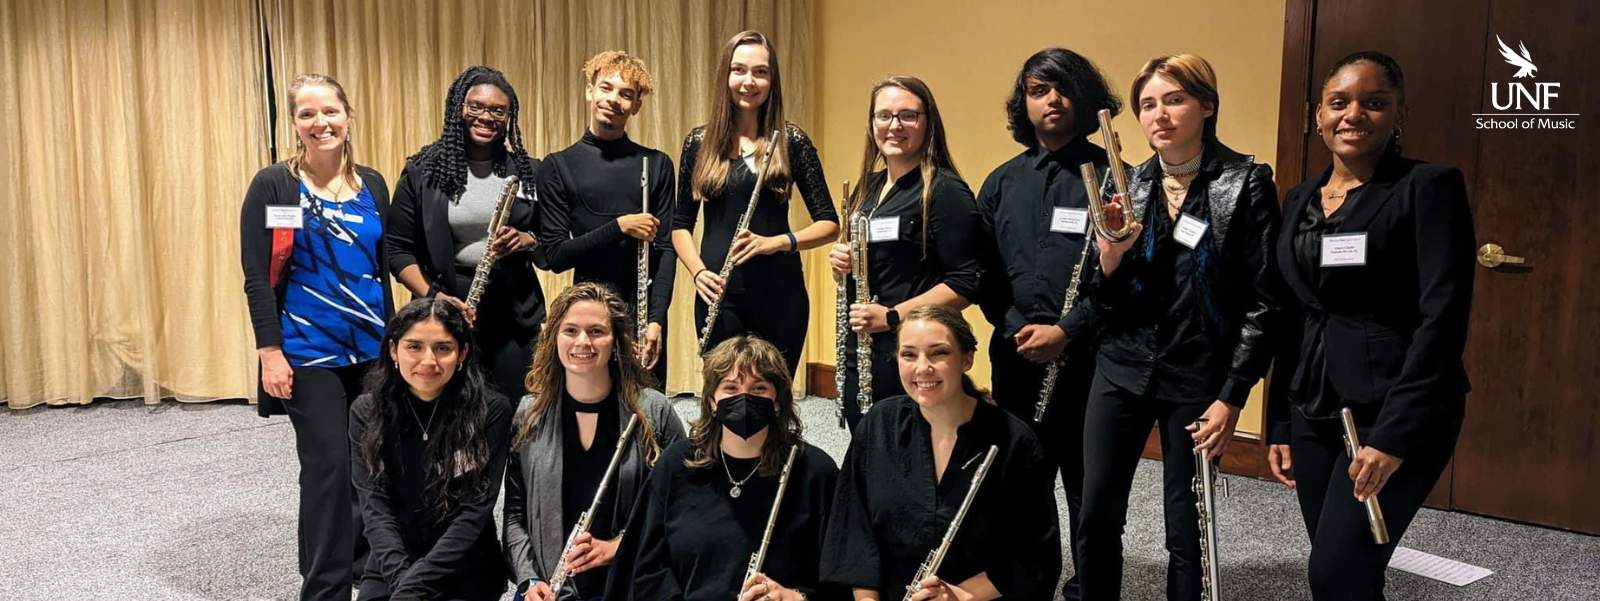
[534,131,677,325]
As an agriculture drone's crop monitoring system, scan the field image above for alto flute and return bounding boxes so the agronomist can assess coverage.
[1191,426,1230,601]
[1340,408,1391,545]
[833,181,852,426]
[849,209,876,417]
[742,445,801,594]
[637,157,650,344]
[547,414,640,597]
[699,129,783,353]
[465,176,522,310]
[1032,165,1101,422]
[902,446,997,601]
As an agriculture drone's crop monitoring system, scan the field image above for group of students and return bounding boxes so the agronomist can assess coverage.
[240,29,1475,601]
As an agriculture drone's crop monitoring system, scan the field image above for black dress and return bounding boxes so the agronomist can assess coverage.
[608,439,844,601]
[819,396,1059,600]
[674,123,837,373]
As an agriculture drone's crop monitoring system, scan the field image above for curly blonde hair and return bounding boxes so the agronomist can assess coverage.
[582,50,655,96]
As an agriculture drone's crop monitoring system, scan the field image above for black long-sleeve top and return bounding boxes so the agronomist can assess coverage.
[673,123,837,295]
[349,390,512,601]
[608,440,844,601]
[384,157,546,339]
[848,167,983,353]
[819,397,1060,599]
[534,131,676,325]
[976,137,1109,347]
[1267,156,1475,459]
[560,393,621,597]
[1091,142,1280,406]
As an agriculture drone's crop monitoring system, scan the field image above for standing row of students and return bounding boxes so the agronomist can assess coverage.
[241,29,1475,601]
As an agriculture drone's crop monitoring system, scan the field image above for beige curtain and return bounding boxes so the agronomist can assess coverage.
[264,0,817,396]
[0,0,265,408]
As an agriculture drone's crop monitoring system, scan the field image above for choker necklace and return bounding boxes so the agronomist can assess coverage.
[1160,152,1203,177]
[720,450,760,498]
[404,398,439,441]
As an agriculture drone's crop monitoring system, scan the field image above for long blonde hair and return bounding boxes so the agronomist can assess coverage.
[283,73,360,191]
[512,283,662,466]
[690,30,792,203]
[849,76,960,256]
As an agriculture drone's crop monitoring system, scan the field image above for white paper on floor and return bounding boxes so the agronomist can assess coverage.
[1388,546,1494,586]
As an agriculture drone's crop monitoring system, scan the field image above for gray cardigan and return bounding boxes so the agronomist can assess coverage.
[501,388,687,585]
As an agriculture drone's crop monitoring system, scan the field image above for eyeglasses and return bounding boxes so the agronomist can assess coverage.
[872,110,923,126]
[464,102,509,120]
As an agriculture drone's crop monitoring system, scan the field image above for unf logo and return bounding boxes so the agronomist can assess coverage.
[1490,35,1559,111]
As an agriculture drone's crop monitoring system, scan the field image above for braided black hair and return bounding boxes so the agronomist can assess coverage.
[408,65,539,196]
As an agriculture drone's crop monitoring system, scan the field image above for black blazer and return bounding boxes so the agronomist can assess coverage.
[1268,155,1475,459]
[384,159,545,341]
[239,162,393,416]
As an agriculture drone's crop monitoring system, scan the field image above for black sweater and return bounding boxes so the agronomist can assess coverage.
[239,162,393,415]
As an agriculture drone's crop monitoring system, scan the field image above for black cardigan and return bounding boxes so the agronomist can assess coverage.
[1268,156,1475,459]
[239,162,394,416]
[383,158,546,340]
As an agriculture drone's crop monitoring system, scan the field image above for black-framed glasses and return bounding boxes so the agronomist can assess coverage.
[872,110,923,126]
[464,102,509,120]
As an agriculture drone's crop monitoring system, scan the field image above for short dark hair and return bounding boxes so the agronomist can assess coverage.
[1322,51,1408,155]
[1005,48,1123,147]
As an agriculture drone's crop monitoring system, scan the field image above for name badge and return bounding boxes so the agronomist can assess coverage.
[869,217,900,243]
[1321,233,1368,267]
[1050,207,1089,235]
[1173,214,1208,249]
[266,206,303,229]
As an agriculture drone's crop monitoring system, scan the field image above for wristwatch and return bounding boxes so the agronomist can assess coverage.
[885,307,901,331]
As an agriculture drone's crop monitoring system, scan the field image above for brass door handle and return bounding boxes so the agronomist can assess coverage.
[1477,243,1525,268]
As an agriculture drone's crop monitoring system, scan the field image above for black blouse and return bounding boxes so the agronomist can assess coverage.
[560,392,622,597]
[608,440,843,601]
[673,123,837,294]
[819,397,1059,599]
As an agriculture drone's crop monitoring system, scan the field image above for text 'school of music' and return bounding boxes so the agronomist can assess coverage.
[242,30,1474,601]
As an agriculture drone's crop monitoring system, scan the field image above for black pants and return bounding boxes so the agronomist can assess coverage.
[694,281,810,375]
[1290,406,1458,600]
[1078,372,1209,601]
[453,270,538,401]
[281,361,371,601]
[839,331,904,430]
[989,333,1093,601]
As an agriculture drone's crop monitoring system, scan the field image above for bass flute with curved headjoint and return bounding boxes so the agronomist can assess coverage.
[1088,108,1140,242]
[901,446,997,601]
[741,445,800,595]
[699,129,783,354]
[1032,166,1102,422]
[1191,420,1230,601]
[465,176,522,310]
[833,181,852,426]
[547,414,639,598]
[637,157,650,344]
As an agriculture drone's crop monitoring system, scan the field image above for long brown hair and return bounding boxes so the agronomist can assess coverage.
[685,335,803,476]
[849,76,960,255]
[284,73,360,191]
[512,283,663,465]
[690,30,792,203]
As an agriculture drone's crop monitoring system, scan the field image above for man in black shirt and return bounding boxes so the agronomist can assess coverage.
[535,50,677,385]
[975,47,1122,601]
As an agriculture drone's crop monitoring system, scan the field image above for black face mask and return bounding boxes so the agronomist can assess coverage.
[714,393,777,439]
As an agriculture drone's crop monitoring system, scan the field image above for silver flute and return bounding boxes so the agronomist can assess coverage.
[637,157,650,345]
[547,414,639,597]
[1032,165,1102,422]
[901,446,997,601]
[849,209,875,417]
[1341,407,1391,544]
[833,181,852,425]
[741,445,801,595]
[465,176,521,310]
[699,129,783,354]
[1192,432,1230,601]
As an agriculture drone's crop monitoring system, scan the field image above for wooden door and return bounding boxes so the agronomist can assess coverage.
[1275,0,1599,533]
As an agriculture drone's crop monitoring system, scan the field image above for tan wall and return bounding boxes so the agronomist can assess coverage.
[805,0,1286,434]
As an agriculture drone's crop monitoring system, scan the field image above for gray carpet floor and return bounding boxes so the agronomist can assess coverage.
[1,396,1594,600]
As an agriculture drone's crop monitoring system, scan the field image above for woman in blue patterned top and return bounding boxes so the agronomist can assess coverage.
[239,73,393,601]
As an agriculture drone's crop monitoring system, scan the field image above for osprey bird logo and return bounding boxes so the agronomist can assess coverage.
[1496,35,1538,79]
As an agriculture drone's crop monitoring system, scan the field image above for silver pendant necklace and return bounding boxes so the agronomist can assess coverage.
[404,398,439,441]
[720,450,760,498]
